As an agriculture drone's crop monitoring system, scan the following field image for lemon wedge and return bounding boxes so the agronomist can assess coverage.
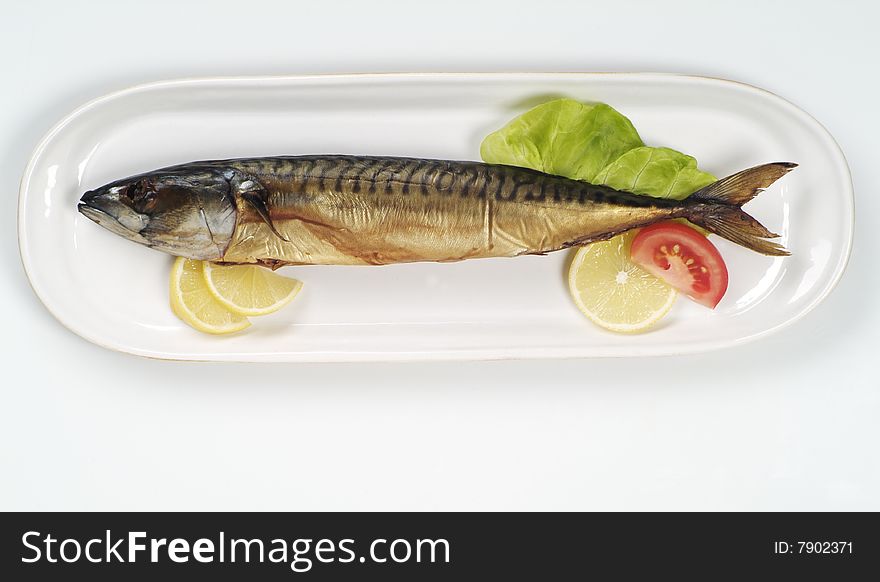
[170,257,251,334]
[568,231,677,333]
[202,262,303,316]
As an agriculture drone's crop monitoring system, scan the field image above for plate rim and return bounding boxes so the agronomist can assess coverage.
[17,72,855,362]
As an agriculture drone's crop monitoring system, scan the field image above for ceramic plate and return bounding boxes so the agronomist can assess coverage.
[18,73,853,361]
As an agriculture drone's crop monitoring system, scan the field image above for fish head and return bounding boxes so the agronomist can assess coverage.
[78,167,237,260]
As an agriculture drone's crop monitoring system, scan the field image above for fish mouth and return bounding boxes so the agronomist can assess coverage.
[78,196,150,245]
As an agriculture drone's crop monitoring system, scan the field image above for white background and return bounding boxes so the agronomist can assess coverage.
[2,0,877,510]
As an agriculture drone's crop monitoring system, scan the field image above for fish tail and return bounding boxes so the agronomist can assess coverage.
[684,162,797,256]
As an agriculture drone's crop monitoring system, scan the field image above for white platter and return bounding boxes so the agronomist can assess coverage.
[18,73,853,361]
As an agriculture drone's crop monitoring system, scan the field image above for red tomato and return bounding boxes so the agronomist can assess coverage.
[630,222,729,309]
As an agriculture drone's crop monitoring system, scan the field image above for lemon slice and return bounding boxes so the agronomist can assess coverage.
[170,257,251,334]
[202,262,303,316]
[568,231,677,333]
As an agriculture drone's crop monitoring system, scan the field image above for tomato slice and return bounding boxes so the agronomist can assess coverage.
[630,222,729,308]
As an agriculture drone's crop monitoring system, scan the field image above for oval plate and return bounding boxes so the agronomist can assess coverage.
[18,73,853,361]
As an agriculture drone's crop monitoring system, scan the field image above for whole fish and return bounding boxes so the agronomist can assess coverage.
[78,155,794,266]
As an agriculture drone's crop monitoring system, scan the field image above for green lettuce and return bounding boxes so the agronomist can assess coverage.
[480,98,715,199]
[595,147,716,200]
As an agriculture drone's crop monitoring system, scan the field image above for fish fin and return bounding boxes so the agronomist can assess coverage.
[687,207,790,256]
[255,258,290,271]
[226,169,291,243]
[690,162,797,206]
[684,162,796,257]
[214,258,291,270]
[241,191,291,243]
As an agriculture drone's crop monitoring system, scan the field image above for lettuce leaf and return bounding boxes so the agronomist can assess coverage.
[594,147,716,200]
[480,100,643,183]
[480,98,715,199]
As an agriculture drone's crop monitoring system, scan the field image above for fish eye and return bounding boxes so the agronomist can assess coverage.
[125,179,159,212]
[123,180,143,200]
